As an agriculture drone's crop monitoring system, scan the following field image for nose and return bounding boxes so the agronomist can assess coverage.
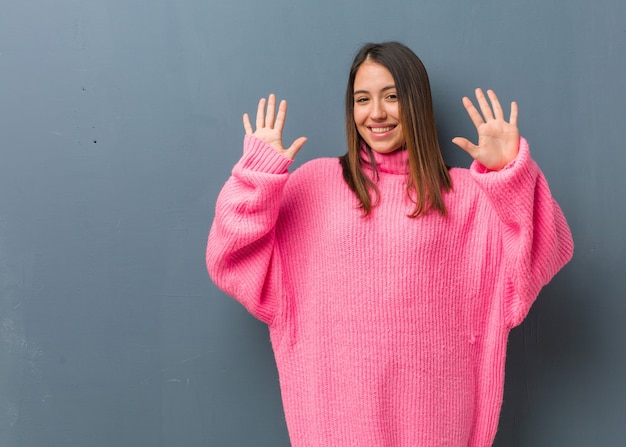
[370,99,387,120]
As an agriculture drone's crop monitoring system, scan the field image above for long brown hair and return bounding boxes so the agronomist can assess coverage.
[339,42,452,217]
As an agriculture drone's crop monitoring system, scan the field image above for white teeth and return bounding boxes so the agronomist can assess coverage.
[370,126,394,133]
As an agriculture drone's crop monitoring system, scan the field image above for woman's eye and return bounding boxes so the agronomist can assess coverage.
[387,94,398,101]
[355,97,369,104]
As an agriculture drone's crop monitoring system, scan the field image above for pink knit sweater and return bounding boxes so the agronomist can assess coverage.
[206,135,573,446]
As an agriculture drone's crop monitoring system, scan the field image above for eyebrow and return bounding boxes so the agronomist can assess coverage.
[353,85,396,96]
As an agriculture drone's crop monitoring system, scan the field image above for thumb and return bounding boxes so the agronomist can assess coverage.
[284,137,307,160]
[451,137,476,157]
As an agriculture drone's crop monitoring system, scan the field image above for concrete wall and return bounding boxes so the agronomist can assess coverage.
[1,0,624,445]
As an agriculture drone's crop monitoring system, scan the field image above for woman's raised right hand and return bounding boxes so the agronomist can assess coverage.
[243,94,307,160]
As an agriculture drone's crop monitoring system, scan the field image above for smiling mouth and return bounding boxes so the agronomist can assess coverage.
[369,125,396,134]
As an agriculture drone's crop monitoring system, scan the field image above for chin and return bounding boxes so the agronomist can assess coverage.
[370,144,404,154]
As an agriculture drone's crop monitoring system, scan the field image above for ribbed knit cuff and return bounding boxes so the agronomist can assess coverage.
[469,137,539,224]
[241,135,293,174]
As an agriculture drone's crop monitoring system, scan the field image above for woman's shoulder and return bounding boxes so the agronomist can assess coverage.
[279,157,348,219]
[282,156,347,206]
[448,166,474,185]
[297,156,342,170]
[290,156,343,182]
[446,166,483,202]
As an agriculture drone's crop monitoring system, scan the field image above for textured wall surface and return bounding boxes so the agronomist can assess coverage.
[0,1,624,445]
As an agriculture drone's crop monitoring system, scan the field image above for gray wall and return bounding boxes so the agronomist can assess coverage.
[0,0,624,446]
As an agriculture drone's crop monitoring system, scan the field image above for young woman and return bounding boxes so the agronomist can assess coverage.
[206,42,573,446]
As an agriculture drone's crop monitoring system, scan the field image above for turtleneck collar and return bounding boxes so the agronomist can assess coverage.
[360,142,410,175]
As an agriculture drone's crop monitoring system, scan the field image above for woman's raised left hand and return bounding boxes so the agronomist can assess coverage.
[452,88,519,171]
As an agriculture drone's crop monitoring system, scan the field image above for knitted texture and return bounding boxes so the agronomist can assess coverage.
[207,135,573,446]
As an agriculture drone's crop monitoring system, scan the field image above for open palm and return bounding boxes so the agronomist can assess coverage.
[452,88,519,171]
[243,94,307,160]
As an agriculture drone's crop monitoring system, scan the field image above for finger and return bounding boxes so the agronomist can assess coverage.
[451,136,476,156]
[475,88,494,121]
[265,94,277,129]
[509,101,518,126]
[243,113,253,135]
[284,136,307,160]
[461,96,485,129]
[274,100,288,134]
[487,89,504,121]
[256,97,266,129]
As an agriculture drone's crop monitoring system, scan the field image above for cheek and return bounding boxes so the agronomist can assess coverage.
[390,104,401,119]
[353,109,367,126]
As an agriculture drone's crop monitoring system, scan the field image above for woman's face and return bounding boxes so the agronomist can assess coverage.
[353,61,405,154]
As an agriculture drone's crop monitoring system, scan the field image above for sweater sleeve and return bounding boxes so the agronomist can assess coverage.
[206,135,293,324]
[470,137,574,328]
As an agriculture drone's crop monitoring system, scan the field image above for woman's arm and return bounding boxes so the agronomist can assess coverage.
[470,138,574,327]
[453,88,573,326]
[206,95,306,324]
